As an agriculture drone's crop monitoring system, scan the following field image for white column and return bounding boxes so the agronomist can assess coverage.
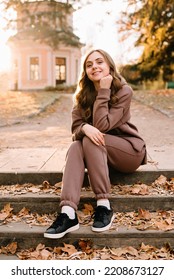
[47,51,53,86]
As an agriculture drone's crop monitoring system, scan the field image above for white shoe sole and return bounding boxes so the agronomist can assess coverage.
[44,223,79,239]
[91,214,115,232]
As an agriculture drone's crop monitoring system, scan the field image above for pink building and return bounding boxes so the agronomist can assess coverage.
[8,1,82,90]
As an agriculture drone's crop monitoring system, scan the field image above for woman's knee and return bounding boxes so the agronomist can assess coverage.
[82,136,94,151]
[66,140,83,157]
[82,136,91,146]
[82,136,104,149]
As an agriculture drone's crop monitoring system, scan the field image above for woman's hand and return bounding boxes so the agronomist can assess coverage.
[99,74,113,89]
[82,124,105,146]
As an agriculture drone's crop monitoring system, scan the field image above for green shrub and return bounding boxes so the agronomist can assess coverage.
[45,84,77,93]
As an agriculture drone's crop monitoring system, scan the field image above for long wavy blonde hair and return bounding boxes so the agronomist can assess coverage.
[74,49,123,122]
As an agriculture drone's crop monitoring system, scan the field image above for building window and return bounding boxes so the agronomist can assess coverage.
[30,57,40,80]
[55,57,66,85]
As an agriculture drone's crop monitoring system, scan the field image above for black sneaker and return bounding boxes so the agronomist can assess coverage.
[44,213,79,239]
[91,206,114,232]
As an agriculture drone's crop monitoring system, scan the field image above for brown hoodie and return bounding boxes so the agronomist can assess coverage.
[71,82,147,165]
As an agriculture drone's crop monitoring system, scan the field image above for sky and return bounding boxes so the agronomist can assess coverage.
[73,0,126,60]
[73,0,142,65]
[0,3,15,72]
[74,0,122,52]
[0,0,142,72]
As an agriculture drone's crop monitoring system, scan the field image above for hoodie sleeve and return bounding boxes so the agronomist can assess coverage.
[71,106,87,141]
[93,85,133,132]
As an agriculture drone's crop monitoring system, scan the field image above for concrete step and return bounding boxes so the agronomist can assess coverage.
[0,146,174,185]
[1,192,174,214]
[0,169,173,186]
[1,193,174,259]
[0,146,173,185]
[1,221,174,251]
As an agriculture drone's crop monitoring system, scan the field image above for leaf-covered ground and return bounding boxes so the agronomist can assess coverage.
[0,175,174,197]
[1,240,174,260]
[0,175,174,260]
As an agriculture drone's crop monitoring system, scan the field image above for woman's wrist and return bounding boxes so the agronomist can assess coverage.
[81,124,89,134]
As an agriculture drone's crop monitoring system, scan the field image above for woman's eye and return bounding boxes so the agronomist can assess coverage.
[97,61,103,64]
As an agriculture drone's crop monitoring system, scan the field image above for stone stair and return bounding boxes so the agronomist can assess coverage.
[0,170,174,259]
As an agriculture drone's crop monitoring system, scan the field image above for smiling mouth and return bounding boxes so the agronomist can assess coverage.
[92,71,101,75]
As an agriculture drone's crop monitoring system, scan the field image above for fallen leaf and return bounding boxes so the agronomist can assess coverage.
[0,203,13,221]
[137,222,154,231]
[100,253,112,260]
[3,203,13,213]
[42,181,51,188]
[0,212,9,221]
[156,252,169,258]
[158,210,170,218]
[82,204,94,215]
[40,249,52,260]
[18,207,30,217]
[30,251,41,260]
[165,217,172,225]
[53,247,62,254]
[138,252,151,260]
[28,186,40,193]
[153,220,174,231]
[140,243,156,252]
[61,243,77,256]
[110,247,124,257]
[137,208,151,220]
[110,246,138,257]
[131,184,149,195]
[153,175,167,186]
[36,243,45,251]
[78,239,93,254]
[1,242,17,254]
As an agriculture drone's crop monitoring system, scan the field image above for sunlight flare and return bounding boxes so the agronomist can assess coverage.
[0,42,11,72]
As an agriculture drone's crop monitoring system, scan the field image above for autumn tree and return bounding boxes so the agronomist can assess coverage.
[1,0,110,49]
[118,0,174,81]
[1,0,81,48]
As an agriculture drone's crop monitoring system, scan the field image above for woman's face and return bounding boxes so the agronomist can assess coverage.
[85,51,110,84]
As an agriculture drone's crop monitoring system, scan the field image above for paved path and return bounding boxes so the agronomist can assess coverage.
[0,94,173,184]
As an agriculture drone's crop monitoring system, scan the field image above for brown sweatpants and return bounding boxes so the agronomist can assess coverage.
[60,135,146,210]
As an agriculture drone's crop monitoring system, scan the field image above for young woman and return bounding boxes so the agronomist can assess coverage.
[44,49,147,239]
